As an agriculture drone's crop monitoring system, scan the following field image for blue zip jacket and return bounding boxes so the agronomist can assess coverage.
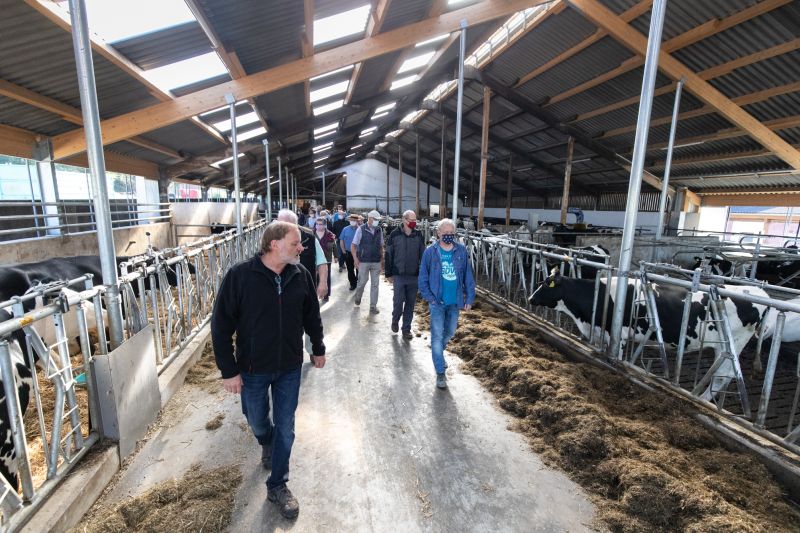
[418,241,476,308]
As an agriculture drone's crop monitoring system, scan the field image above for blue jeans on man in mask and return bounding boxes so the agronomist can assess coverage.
[429,303,460,374]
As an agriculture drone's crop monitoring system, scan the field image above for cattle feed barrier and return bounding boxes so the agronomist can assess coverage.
[0,218,269,530]
[461,229,800,457]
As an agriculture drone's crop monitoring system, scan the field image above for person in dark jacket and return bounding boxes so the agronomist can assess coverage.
[211,221,326,520]
[385,210,425,339]
[332,208,349,272]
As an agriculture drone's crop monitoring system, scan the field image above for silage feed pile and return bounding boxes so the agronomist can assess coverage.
[417,299,800,532]
[75,465,242,533]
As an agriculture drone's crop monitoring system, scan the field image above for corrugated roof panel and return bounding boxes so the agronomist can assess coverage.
[711,51,800,98]
[381,0,433,32]
[112,22,212,70]
[742,91,800,123]
[0,96,75,136]
[107,141,177,166]
[141,121,225,157]
[350,53,403,102]
[256,83,307,129]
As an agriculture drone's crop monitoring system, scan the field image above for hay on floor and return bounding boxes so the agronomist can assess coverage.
[418,298,799,532]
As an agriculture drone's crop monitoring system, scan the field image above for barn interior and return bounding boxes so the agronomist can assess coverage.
[1,0,800,531]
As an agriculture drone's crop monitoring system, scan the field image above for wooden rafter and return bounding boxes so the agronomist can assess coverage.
[23,0,227,147]
[548,0,792,106]
[648,143,800,169]
[50,0,542,160]
[184,0,270,135]
[513,0,651,88]
[344,0,393,104]
[567,0,800,170]
[0,78,182,159]
[302,0,314,116]
[647,114,800,152]
[602,81,800,139]
[572,38,800,124]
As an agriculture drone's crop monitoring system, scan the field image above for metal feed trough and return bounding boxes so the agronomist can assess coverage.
[0,219,268,529]
[460,229,800,457]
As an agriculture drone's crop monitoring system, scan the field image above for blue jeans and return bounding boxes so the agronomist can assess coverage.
[241,368,301,490]
[430,304,460,374]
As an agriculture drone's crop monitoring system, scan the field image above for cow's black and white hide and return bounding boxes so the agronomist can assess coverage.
[550,245,609,280]
[529,273,767,401]
[691,256,734,277]
[0,310,36,490]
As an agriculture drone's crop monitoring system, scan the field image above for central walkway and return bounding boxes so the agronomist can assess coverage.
[102,264,595,532]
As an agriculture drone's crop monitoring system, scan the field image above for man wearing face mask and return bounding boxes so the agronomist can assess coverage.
[385,210,425,339]
[418,218,475,389]
[211,221,326,519]
[351,210,385,314]
[339,213,361,290]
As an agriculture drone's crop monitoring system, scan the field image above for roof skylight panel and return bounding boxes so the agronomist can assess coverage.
[144,52,228,92]
[398,51,436,74]
[212,111,260,132]
[84,0,194,43]
[310,65,355,82]
[310,80,350,103]
[237,126,267,142]
[416,34,450,48]
[315,130,337,141]
[390,75,417,91]
[313,142,334,153]
[372,112,389,120]
[314,122,339,136]
[314,4,371,46]
[313,99,345,116]
[374,102,396,114]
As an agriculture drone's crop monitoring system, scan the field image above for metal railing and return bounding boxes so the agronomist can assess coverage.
[0,218,268,528]
[460,229,800,456]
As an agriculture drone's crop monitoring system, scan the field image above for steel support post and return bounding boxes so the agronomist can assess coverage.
[68,0,124,347]
[398,146,403,215]
[656,78,684,240]
[451,20,468,221]
[225,93,243,237]
[560,137,575,225]
[286,171,291,210]
[263,139,272,220]
[478,86,490,229]
[609,0,669,360]
[756,311,785,428]
[322,171,326,208]
[277,156,283,210]
[32,140,61,237]
[469,162,475,218]
[386,152,390,214]
[505,155,513,226]
[415,133,421,216]
[440,113,447,218]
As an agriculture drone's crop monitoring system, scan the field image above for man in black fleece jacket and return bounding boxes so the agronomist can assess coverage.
[211,221,326,519]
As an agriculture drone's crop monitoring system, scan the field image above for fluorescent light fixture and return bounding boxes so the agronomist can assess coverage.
[448,0,474,5]
[669,141,706,150]
[351,143,363,150]
[374,102,396,114]
[212,111,260,132]
[372,111,389,120]
[398,51,436,74]
[346,153,356,158]
[84,0,194,43]
[313,142,334,153]
[314,122,339,136]
[416,34,450,47]
[313,99,345,116]
[211,153,245,167]
[310,80,350,103]
[315,130,336,141]
[314,4,371,46]
[144,52,227,92]
[310,65,355,82]
[237,126,267,142]
[571,158,592,164]
[359,127,377,138]
[315,164,325,169]
[314,156,328,163]
[390,75,417,91]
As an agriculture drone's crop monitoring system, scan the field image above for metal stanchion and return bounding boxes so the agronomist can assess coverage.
[263,139,272,220]
[451,19,467,220]
[655,77,684,240]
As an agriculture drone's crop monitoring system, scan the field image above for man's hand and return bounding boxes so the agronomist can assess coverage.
[223,375,242,394]
[312,355,326,368]
[464,303,472,311]
[317,282,328,299]
[354,259,360,270]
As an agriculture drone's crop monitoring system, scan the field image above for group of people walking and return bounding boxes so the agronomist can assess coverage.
[210,206,475,520]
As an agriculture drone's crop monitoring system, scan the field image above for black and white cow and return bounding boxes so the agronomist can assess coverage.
[691,256,734,277]
[0,310,36,490]
[529,273,768,400]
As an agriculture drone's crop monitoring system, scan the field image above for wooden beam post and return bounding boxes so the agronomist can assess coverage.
[478,86,491,229]
[560,137,575,224]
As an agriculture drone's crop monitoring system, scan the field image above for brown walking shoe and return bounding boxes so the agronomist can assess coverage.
[267,485,300,519]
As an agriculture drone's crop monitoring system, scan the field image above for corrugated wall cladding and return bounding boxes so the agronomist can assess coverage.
[112,22,212,70]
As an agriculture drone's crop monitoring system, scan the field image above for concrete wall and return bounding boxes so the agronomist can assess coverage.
[695,206,729,234]
[0,222,172,264]
[333,159,450,216]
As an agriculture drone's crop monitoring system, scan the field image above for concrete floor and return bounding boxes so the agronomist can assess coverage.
[100,267,596,532]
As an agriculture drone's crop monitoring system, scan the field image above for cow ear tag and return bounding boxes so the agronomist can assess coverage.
[548,280,555,288]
